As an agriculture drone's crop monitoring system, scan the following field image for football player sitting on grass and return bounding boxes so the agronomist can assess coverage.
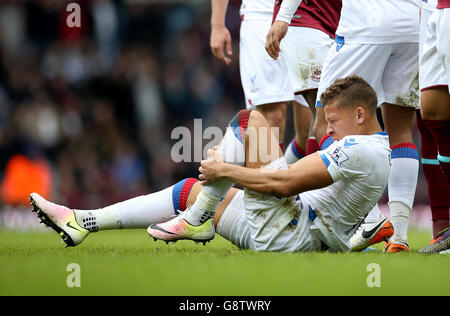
[31,76,428,253]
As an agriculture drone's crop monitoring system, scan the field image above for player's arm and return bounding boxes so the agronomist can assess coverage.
[199,152,333,198]
[210,0,232,65]
[265,0,303,59]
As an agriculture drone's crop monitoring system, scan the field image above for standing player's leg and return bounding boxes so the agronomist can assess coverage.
[381,103,419,252]
[284,99,312,164]
[421,87,450,184]
[313,106,327,146]
[238,18,294,150]
[349,45,419,253]
[417,2,449,244]
[416,110,450,238]
[284,93,320,164]
[420,8,450,184]
[381,43,420,252]
[282,26,332,161]
[417,7,450,254]
[302,90,320,155]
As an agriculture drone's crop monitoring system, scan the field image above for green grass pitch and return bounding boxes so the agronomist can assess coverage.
[0,229,448,296]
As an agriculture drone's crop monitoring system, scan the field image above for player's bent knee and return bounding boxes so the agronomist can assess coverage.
[248,109,270,128]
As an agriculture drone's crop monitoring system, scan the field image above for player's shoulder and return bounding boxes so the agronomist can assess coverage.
[338,133,390,151]
[328,133,389,165]
[331,135,372,152]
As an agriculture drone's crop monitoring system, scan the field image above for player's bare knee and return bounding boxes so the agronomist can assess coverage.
[421,105,440,120]
[248,109,270,129]
[420,88,450,120]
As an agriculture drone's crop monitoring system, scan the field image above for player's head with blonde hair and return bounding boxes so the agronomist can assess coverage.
[320,75,378,114]
[320,75,381,140]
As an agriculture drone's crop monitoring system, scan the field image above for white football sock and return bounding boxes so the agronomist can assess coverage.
[74,185,176,231]
[388,149,419,241]
[388,201,410,242]
[184,180,232,226]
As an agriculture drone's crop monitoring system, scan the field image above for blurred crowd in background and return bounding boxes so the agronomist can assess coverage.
[0,0,430,229]
[0,0,243,211]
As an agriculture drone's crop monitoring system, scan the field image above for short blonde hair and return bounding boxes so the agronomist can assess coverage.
[320,75,378,113]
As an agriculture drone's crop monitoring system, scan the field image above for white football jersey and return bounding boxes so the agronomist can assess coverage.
[300,132,391,251]
[240,0,274,20]
[336,0,420,44]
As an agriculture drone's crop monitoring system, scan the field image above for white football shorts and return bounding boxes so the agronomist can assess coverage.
[240,18,295,109]
[420,7,450,93]
[282,26,334,105]
[216,158,320,252]
[316,38,419,108]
